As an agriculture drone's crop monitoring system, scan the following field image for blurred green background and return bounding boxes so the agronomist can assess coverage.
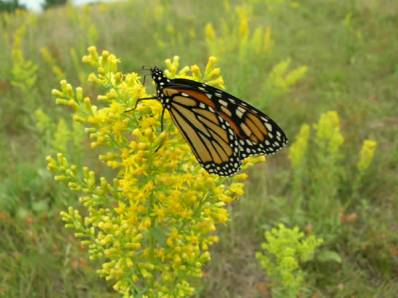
[1,0,397,297]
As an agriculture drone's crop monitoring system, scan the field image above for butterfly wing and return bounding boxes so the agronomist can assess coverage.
[164,86,242,176]
[169,78,288,159]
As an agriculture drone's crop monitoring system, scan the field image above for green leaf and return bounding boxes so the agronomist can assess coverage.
[316,250,342,263]
[32,200,49,212]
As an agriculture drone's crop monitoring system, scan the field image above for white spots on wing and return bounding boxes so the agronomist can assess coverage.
[206,93,212,99]
[236,106,246,118]
[199,103,206,109]
[276,131,282,141]
[236,109,244,118]
[265,123,273,132]
[181,92,189,97]
[198,87,206,91]
[219,100,228,107]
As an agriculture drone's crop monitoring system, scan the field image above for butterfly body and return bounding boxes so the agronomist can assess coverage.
[149,67,287,176]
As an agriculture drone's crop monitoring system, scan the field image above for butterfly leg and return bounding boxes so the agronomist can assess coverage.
[160,107,165,132]
[125,96,157,113]
[155,108,166,152]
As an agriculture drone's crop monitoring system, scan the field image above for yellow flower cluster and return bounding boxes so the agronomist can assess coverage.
[288,124,310,169]
[314,111,344,155]
[204,5,274,59]
[265,58,308,97]
[163,55,224,88]
[47,47,255,297]
[357,139,377,173]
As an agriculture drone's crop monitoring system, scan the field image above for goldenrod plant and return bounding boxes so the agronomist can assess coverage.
[287,111,377,238]
[204,5,307,108]
[47,47,261,297]
[357,139,377,174]
[264,58,308,99]
[349,139,378,207]
[34,108,85,159]
[310,111,344,234]
[11,24,38,95]
[288,124,310,218]
[40,47,65,81]
[256,224,323,298]
[204,5,274,63]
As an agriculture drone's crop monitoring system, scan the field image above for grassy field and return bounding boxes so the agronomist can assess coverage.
[1,0,398,297]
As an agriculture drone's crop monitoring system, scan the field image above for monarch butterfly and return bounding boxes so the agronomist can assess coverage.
[136,67,287,176]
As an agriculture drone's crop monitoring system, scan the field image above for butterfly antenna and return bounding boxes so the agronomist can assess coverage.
[131,66,152,73]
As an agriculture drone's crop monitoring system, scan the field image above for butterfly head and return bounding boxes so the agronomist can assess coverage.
[150,66,168,85]
[150,66,172,107]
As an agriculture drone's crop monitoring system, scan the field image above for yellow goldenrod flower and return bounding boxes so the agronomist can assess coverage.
[314,111,344,155]
[265,59,308,97]
[357,139,377,173]
[288,124,310,169]
[204,23,216,41]
[47,47,258,297]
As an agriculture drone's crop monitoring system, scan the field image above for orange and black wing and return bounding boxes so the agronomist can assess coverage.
[163,87,242,176]
[169,78,288,160]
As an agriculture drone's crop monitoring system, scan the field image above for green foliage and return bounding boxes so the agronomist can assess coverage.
[42,0,68,10]
[0,0,25,12]
[264,58,308,99]
[203,3,307,105]
[256,224,323,298]
[286,111,377,239]
[34,108,85,160]
[11,25,38,94]
[0,0,398,297]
